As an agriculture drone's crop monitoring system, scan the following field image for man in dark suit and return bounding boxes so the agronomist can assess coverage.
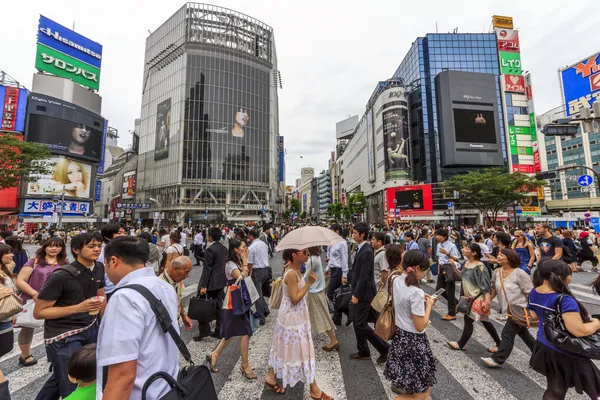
[194,227,228,341]
[349,222,390,362]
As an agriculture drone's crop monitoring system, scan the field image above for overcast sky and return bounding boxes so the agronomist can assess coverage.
[1,0,597,185]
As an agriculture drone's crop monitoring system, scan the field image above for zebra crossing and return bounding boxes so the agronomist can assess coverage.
[5,281,596,399]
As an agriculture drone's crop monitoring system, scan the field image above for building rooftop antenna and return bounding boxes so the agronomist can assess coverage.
[0,69,26,89]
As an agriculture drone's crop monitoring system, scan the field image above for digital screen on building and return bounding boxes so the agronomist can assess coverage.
[453,109,497,144]
[387,185,433,216]
[382,107,410,180]
[26,156,92,199]
[560,52,600,116]
[25,94,105,163]
[122,171,136,199]
[154,98,171,161]
[395,190,424,210]
[183,54,271,184]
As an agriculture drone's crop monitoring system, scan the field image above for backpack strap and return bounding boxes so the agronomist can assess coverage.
[56,264,82,278]
[112,284,193,364]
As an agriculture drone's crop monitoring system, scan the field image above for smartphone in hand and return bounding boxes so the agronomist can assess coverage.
[431,288,445,299]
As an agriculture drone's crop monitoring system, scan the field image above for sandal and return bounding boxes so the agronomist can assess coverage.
[19,355,37,367]
[205,353,219,373]
[264,381,285,394]
[446,341,464,351]
[310,391,333,400]
[239,365,257,380]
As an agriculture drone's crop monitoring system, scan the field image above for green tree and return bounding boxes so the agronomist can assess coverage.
[289,198,301,215]
[300,211,307,220]
[342,205,353,221]
[347,192,366,216]
[0,135,53,190]
[442,167,545,227]
[332,202,343,220]
[283,210,291,219]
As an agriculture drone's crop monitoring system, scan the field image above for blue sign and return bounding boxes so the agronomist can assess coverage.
[22,198,89,216]
[116,202,151,210]
[560,52,600,116]
[0,86,28,133]
[97,120,108,174]
[37,15,103,69]
[578,175,594,187]
[447,202,454,208]
[94,181,101,201]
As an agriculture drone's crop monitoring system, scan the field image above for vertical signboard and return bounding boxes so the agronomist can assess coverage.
[154,98,171,161]
[559,52,600,116]
[383,107,410,179]
[525,73,541,172]
[366,110,376,182]
[279,136,284,182]
[0,87,28,133]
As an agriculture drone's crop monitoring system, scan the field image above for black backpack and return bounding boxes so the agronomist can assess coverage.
[111,284,218,400]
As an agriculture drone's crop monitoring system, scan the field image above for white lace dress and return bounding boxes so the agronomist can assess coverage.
[268,269,316,387]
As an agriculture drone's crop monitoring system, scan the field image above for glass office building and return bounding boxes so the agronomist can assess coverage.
[393,33,506,183]
[137,4,281,224]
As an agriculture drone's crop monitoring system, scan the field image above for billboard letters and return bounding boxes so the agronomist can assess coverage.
[0,86,28,133]
[560,52,600,116]
[495,28,520,53]
[493,15,514,29]
[504,75,525,93]
[499,51,522,75]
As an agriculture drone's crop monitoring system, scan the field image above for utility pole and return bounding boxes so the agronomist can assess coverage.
[58,185,65,229]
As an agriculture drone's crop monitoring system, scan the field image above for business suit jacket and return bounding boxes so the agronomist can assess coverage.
[350,242,377,303]
[199,242,228,291]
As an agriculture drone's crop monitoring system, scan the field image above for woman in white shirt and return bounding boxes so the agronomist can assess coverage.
[384,250,438,399]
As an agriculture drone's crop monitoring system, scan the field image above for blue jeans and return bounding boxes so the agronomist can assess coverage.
[35,324,97,400]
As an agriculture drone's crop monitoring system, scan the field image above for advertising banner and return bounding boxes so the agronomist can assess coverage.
[495,28,520,53]
[499,51,522,75]
[504,74,525,93]
[122,171,136,200]
[279,136,284,183]
[0,86,28,133]
[95,180,101,201]
[453,109,497,143]
[35,44,100,91]
[560,52,600,116]
[366,110,376,182]
[511,164,535,173]
[22,198,90,215]
[154,98,171,161]
[26,156,92,199]
[493,15,514,29]
[383,108,410,180]
[387,185,433,216]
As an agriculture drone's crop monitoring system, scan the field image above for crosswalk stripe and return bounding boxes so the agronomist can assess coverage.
[1,331,45,364]
[306,334,346,399]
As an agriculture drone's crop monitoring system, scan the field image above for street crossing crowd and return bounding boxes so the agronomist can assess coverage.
[0,222,598,399]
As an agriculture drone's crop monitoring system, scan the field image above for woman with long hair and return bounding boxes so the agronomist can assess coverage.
[511,229,535,274]
[561,230,579,273]
[0,244,17,396]
[206,238,257,379]
[577,231,598,273]
[51,158,89,197]
[305,247,338,351]
[384,250,437,399]
[16,237,68,367]
[4,236,28,276]
[481,248,535,368]
[447,243,501,352]
[529,260,600,399]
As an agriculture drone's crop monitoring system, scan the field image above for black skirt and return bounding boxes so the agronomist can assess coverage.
[530,340,600,396]
[384,326,437,394]
[220,309,252,340]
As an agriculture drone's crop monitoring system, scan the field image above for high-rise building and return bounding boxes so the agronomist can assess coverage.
[317,170,331,217]
[137,4,281,225]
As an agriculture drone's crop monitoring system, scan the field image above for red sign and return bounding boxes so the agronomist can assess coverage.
[512,164,534,174]
[1,87,19,132]
[591,72,600,92]
[386,184,433,217]
[533,143,541,172]
[505,74,525,93]
[496,28,520,53]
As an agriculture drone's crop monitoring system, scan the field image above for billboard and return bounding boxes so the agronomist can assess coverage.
[383,107,410,180]
[0,87,28,133]
[22,198,90,216]
[36,15,102,91]
[453,109,497,143]
[504,75,525,93]
[493,15,514,29]
[387,185,433,216]
[495,28,520,53]
[122,171,136,199]
[499,51,522,75]
[154,98,171,161]
[366,110,376,182]
[26,156,92,199]
[25,93,105,163]
[279,136,284,183]
[560,52,600,116]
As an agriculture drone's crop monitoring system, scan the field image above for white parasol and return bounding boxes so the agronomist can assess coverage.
[275,226,345,251]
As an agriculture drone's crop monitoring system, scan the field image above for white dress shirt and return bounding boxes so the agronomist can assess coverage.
[248,239,270,269]
[327,240,349,278]
[194,233,203,245]
[97,267,180,400]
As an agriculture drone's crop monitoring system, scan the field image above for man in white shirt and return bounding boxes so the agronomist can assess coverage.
[435,228,461,321]
[247,228,271,324]
[326,224,349,326]
[97,236,179,399]
[371,232,389,290]
[193,229,204,266]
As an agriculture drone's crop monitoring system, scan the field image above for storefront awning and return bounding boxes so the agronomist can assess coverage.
[0,211,16,216]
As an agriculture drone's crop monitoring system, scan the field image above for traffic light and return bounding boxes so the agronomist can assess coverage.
[580,108,594,133]
[535,172,556,180]
[542,123,579,136]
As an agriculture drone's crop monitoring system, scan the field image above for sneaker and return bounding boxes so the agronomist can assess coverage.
[420,279,428,284]
[441,314,457,321]
[481,357,501,368]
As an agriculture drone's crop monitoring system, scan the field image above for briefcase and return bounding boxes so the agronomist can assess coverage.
[187,295,216,323]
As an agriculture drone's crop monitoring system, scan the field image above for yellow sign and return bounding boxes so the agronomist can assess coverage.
[537,187,545,200]
[493,15,514,29]
[522,206,540,212]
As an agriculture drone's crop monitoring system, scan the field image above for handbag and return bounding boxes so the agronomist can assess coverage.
[222,286,235,310]
[430,263,438,276]
[15,299,43,328]
[111,284,218,400]
[442,263,462,282]
[231,279,251,316]
[543,294,600,359]
[241,276,260,305]
[374,273,402,341]
[457,296,474,314]
[0,292,23,320]
[498,271,538,328]
[187,295,217,323]
[371,270,402,314]
[268,278,283,309]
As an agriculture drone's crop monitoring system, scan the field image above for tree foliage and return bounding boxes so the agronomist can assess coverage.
[0,135,54,190]
[442,168,545,227]
[289,198,301,215]
[327,202,343,220]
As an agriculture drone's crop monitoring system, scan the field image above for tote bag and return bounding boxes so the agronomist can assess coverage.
[15,299,44,329]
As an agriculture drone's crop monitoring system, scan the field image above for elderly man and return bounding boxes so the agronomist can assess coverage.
[159,256,193,331]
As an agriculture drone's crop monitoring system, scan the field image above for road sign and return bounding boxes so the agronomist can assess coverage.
[578,175,593,187]
[585,212,592,218]
[447,202,454,208]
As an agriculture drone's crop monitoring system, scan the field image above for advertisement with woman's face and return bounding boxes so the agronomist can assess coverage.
[27,157,92,199]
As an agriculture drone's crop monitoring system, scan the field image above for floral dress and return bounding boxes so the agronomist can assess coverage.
[268,269,316,387]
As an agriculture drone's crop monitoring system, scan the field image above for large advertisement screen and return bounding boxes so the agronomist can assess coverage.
[122,171,136,199]
[382,107,410,180]
[0,86,28,133]
[27,157,92,199]
[183,55,271,184]
[387,185,433,216]
[26,94,105,163]
[154,98,171,161]
[453,109,497,144]
[560,52,600,116]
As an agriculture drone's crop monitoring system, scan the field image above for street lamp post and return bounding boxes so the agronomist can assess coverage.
[203,197,209,223]
[513,200,519,229]
[149,198,162,231]
[393,198,398,223]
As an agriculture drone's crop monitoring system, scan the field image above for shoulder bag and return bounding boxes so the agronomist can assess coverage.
[0,290,22,320]
[543,293,600,359]
[498,271,538,328]
[371,270,402,314]
[112,284,218,400]
[442,262,462,282]
[374,273,402,341]
[268,277,283,309]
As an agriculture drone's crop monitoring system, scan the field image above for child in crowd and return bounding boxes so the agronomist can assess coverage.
[64,344,96,400]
